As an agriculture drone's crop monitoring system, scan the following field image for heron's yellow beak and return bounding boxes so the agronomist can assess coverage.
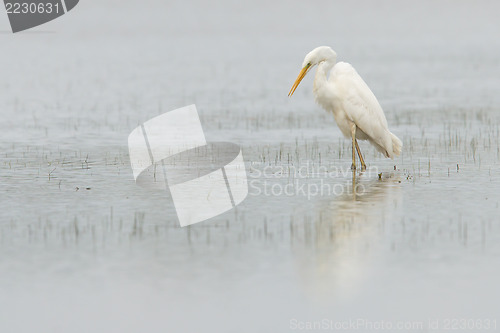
[288,64,311,97]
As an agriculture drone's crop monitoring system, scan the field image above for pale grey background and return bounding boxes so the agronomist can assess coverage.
[1,1,499,332]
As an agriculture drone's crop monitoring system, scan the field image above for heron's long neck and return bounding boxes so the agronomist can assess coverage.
[313,60,335,105]
[313,60,335,92]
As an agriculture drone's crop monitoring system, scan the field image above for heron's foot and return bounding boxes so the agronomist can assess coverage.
[351,163,356,170]
[360,164,367,171]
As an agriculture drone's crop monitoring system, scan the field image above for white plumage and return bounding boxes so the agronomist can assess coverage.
[289,46,402,170]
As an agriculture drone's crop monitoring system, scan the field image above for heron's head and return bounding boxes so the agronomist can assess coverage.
[288,46,337,97]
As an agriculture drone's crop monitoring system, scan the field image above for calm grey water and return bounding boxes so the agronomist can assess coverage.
[1,1,500,332]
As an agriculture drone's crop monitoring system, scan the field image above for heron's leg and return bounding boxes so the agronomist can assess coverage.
[355,139,367,171]
[350,123,356,170]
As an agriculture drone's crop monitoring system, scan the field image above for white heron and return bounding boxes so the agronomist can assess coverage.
[288,46,402,170]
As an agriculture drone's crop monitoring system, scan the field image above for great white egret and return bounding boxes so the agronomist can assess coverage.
[288,46,402,170]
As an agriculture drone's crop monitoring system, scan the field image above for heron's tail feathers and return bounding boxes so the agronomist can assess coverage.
[390,132,402,158]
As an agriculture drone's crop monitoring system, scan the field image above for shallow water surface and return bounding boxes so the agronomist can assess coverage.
[1,1,500,332]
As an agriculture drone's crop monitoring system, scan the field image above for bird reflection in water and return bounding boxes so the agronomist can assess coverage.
[291,171,402,301]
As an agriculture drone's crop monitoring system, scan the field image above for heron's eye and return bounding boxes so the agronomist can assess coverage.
[307,62,311,66]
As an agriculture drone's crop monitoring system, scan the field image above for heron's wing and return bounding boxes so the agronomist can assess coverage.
[333,63,391,150]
